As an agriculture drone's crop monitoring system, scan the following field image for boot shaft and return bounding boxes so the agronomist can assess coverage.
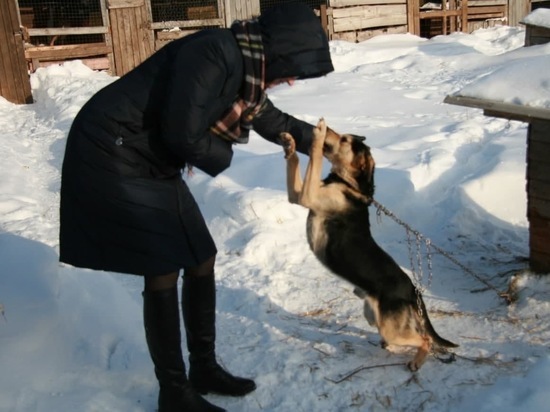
[181,273,217,364]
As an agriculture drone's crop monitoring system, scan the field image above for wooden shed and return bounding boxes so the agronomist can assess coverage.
[444,16,550,273]
[521,6,550,45]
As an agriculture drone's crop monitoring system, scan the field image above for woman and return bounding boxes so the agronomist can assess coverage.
[59,3,334,411]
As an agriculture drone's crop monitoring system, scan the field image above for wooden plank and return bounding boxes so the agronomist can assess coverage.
[468,6,506,17]
[507,0,529,27]
[187,6,217,20]
[444,95,550,121]
[24,43,112,60]
[107,0,144,9]
[529,249,550,273]
[110,7,124,75]
[528,159,550,182]
[330,0,405,5]
[136,2,153,66]
[529,121,550,146]
[356,24,407,41]
[468,0,507,5]
[34,56,110,71]
[420,10,464,19]
[529,198,550,220]
[109,3,152,76]
[408,0,421,35]
[120,7,134,74]
[0,0,33,104]
[150,19,224,30]
[528,178,550,200]
[157,30,198,40]
[28,27,109,36]
[332,5,407,32]
[0,1,18,102]
[331,31,358,42]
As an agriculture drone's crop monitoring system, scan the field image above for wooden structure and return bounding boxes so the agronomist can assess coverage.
[323,0,531,41]
[0,0,541,104]
[522,8,550,46]
[109,0,153,75]
[325,0,409,42]
[149,1,225,52]
[0,0,32,104]
[22,0,114,73]
[444,18,550,272]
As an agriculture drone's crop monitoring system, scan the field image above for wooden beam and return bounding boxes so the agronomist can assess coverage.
[444,95,550,122]
[331,0,405,5]
[332,5,407,32]
[24,43,112,60]
[150,19,224,30]
[107,0,145,9]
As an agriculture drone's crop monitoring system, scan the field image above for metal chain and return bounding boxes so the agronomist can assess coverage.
[371,198,510,303]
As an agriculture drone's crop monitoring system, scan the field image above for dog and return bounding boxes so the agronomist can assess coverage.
[281,118,457,371]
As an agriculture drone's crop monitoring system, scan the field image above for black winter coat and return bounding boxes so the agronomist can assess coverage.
[59,4,333,276]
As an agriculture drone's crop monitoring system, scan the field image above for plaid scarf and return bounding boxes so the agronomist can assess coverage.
[210,19,267,144]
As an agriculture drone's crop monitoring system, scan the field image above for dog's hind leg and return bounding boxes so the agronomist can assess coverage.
[408,336,432,372]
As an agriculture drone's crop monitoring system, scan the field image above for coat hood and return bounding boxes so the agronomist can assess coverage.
[259,3,334,83]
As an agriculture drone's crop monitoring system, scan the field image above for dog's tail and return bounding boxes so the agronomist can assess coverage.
[419,297,459,349]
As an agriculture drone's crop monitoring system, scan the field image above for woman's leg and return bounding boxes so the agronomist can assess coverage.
[182,256,256,396]
[143,270,224,412]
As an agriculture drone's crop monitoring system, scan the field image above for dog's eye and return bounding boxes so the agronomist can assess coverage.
[340,137,348,143]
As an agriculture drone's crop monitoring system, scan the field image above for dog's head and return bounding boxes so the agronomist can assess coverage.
[323,128,376,197]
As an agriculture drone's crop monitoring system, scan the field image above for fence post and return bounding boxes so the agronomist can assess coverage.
[0,0,33,104]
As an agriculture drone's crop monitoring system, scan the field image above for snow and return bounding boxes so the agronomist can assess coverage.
[522,8,550,29]
[2,25,550,412]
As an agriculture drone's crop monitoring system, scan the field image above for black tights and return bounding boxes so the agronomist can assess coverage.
[144,255,216,292]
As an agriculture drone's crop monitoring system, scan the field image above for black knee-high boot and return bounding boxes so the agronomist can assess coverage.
[182,273,257,396]
[143,287,225,412]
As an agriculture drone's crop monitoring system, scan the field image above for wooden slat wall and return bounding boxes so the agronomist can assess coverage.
[224,0,260,25]
[108,0,153,76]
[525,25,550,46]
[327,0,407,41]
[527,120,550,272]
[0,0,33,104]
[332,3,407,32]
[507,0,530,27]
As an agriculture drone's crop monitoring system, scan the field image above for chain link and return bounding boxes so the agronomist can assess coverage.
[371,198,510,304]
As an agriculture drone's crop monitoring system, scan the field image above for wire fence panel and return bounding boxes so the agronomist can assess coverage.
[18,0,105,46]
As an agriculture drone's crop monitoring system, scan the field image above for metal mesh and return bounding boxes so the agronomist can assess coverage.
[18,0,105,46]
[150,0,220,22]
[259,0,327,14]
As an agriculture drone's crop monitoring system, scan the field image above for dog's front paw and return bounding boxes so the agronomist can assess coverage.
[311,118,327,152]
[280,132,296,159]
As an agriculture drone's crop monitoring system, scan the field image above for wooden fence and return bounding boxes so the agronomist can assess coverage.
[0,0,539,104]
[0,0,32,104]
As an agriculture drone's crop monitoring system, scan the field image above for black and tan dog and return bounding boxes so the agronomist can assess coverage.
[281,119,457,371]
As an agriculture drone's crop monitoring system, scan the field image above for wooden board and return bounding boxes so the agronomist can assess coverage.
[332,4,407,32]
[109,2,153,76]
[330,0,405,5]
[444,95,550,122]
[0,0,33,104]
[525,25,550,46]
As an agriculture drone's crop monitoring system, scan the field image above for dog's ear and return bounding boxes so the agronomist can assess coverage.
[350,134,366,142]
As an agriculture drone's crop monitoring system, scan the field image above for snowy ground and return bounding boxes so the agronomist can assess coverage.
[1,23,550,412]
